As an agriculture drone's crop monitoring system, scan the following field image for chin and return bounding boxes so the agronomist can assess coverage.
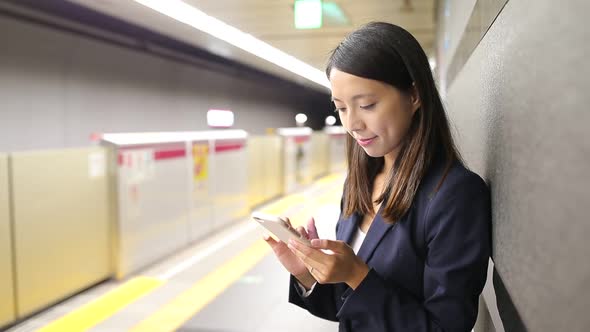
[362,147,386,158]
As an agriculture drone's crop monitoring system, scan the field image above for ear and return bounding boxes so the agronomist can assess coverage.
[410,83,421,114]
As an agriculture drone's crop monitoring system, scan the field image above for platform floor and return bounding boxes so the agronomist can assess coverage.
[6,174,344,332]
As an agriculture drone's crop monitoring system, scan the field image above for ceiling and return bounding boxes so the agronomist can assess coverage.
[64,0,436,92]
[186,0,436,70]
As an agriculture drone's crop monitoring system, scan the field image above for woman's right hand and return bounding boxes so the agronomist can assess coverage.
[263,217,319,289]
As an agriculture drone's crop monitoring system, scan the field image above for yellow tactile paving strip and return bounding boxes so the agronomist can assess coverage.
[37,277,163,332]
[131,182,341,331]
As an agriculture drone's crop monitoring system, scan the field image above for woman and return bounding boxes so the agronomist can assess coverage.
[264,22,491,331]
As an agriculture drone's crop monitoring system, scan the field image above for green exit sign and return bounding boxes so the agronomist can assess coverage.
[294,0,322,29]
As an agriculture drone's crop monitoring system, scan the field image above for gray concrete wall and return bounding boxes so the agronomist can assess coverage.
[441,0,590,330]
[0,14,327,152]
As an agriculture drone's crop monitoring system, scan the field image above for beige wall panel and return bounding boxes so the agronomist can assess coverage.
[11,148,111,317]
[247,137,266,208]
[0,154,16,327]
[328,137,347,173]
[310,133,329,179]
[282,135,313,194]
[210,145,249,230]
[264,136,283,199]
[247,136,283,208]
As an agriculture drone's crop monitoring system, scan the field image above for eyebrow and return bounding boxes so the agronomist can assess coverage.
[331,93,376,102]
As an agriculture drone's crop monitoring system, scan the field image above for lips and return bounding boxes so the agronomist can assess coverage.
[356,136,377,146]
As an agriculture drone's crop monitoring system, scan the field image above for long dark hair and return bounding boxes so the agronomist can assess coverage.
[326,22,461,223]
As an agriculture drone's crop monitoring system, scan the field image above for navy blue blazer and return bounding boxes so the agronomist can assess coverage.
[289,158,491,331]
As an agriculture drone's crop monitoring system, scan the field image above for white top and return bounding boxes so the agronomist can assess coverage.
[298,226,366,297]
[350,226,367,254]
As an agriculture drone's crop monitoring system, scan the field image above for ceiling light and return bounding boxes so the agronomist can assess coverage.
[295,113,308,125]
[207,109,234,128]
[294,0,323,29]
[325,115,336,126]
[134,0,330,89]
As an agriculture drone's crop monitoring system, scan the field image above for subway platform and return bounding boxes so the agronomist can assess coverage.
[6,174,344,332]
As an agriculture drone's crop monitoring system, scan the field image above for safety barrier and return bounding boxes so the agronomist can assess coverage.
[247,135,283,208]
[101,130,249,279]
[2,148,111,323]
[0,127,348,329]
[0,153,15,327]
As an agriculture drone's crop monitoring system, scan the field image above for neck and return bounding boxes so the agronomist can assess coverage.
[383,147,399,173]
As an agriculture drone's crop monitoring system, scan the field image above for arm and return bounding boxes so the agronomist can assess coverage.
[338,173,491,331]
[288,193,347,322]
[288,275,340,321]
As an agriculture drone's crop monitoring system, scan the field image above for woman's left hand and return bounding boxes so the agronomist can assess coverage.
[287,238,370,290]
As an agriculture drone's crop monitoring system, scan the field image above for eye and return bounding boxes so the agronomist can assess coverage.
[360,103,376,110]
[334,107,346,113]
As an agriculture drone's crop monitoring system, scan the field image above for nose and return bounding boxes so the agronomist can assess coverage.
[342,108,364,133]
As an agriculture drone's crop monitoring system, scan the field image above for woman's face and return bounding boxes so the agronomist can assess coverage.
[330,68,420,159]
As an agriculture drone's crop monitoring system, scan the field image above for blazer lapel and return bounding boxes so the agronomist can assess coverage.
[337,213,359,245]
[357,207,393,263]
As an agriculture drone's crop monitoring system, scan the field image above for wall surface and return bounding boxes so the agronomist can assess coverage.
[440,0,590,330]
[0,13,330,152]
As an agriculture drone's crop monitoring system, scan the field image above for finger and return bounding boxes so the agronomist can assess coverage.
[263,235,280,252]
[280,216,292,228]
[296,226,309,239]
[310,239,347,253]
[288,238,330,268]
[288,241,324,274]
[306,262,326,281]
[307,217,319,239]
[263,234,289,253]
[289,243,328,282]
[263,234,275,243]
[288,239,315,261]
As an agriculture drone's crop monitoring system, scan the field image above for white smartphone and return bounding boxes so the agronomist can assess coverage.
[252,212,311,246]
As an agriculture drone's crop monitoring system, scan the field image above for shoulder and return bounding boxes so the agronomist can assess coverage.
[419,159,491,239]
[420,158,488,205]
[414,158,490,227]
[436,160,488,198]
